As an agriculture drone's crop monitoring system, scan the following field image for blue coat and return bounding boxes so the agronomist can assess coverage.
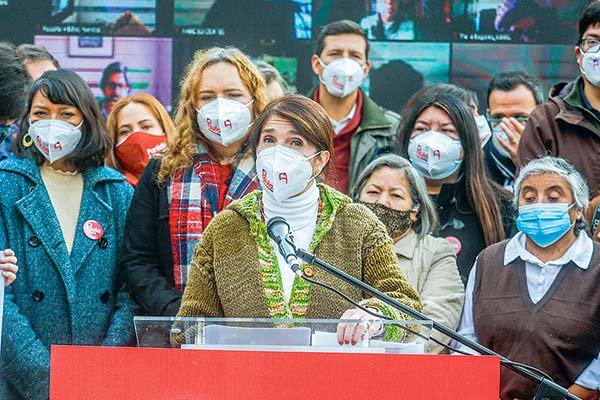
[0,157,137,400]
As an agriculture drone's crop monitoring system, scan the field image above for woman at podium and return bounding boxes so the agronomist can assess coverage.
[457,156,600,400]
[174,94,422,346]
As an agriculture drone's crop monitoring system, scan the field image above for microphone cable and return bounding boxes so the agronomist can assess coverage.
[299,273,555,382]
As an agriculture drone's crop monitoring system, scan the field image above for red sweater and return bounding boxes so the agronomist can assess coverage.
[313,88,364,193]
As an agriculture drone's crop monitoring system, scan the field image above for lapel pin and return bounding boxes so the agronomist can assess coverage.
[83,220,103,240]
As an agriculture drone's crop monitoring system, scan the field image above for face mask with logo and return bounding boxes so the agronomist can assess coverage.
[475,115,491,146]
[580,49,600,87]
[516,202,575,248]
[256,145,320,202]
[319,57,364,98]
[407,130,463,180]
[28,119,83,163]
[196,98,253,146]
[115,131,167,178]
[360,201,416,240]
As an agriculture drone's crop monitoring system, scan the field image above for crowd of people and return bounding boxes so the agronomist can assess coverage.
[2,1,600,399]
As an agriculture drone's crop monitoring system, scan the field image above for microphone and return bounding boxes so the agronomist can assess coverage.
[266,217,303,277]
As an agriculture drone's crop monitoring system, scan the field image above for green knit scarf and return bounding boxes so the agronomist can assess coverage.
[235,183,350,320]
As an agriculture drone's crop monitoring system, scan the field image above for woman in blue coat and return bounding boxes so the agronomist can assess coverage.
[0,70,137,400]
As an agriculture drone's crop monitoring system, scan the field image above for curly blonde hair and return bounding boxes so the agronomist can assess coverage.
[157,47,267,184]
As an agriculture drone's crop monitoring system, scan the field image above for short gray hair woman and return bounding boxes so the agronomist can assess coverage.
[514,156,589,235]
[456,156,600,400]
[254,60,288,102]
[353,154,437,237]
[352,154,465,353]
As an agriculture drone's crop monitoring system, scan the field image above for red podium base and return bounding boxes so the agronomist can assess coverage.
[50,345,500,399]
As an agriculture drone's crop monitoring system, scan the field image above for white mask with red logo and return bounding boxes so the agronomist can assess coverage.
[319,57,364,98]
[256,145,320,203]
[28,119,83,163]
[407,130,463,180]
[196,98,253,146]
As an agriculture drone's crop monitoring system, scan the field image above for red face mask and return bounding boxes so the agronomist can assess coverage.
[115,131,167,185]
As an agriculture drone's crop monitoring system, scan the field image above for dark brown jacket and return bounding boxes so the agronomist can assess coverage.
[473,239,600,399]
[518,77,600,198]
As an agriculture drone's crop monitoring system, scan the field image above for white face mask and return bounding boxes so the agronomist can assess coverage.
[28,119,83,163]
[475,114,491,146]
[408,130,463,180]
[256,145,320,202]
[318,57,364,98]
[196,98,253,146]
[580,48,600,87]
[491,124,511,159]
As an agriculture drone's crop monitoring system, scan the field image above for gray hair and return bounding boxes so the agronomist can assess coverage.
[351,154,438,238]
[514,156,589,233]
[254,60,288,91]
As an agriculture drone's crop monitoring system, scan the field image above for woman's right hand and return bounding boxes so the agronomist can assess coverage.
[1,248,18,286]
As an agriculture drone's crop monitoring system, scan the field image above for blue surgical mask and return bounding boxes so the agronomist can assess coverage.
[516,203,575,248]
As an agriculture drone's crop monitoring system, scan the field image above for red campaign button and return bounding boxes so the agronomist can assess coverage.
[83,220,103,240]
[445,236,462,255]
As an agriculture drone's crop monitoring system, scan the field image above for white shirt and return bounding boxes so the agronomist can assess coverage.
[262,181,319,301]
[330,103,357,135]
[456,232,600,390]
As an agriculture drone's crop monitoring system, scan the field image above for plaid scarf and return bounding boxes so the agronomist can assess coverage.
[167,146,257,291]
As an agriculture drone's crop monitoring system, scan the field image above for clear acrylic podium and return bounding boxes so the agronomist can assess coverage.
[134,316,433,353]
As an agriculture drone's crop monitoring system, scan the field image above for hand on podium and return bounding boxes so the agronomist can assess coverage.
[567,384,599,400]
[336,308,382,345]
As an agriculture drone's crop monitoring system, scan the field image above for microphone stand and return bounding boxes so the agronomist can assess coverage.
[295,247,580,400]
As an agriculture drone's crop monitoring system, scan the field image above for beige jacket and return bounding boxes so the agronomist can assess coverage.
[394,231,465,353]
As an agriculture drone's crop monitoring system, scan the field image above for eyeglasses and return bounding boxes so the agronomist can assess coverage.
[487,116,529,127]
[579,37,600,53]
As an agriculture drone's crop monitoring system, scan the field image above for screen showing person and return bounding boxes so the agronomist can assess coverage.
[99,62,130,117]
[38,0,156,35]
[360,0,418,40]
[316,0,452,42]
[34,35,173,115]
[365,42,449,114]
[174,0,296,40]
[453,0,588,43]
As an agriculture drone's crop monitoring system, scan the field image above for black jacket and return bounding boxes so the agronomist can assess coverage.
[119,158,180,316]
[432,178,516,284]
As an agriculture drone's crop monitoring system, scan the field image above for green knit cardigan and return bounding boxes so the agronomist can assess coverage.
[175,184,422,336]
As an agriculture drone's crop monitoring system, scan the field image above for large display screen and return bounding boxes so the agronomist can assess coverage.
[0,0,590,113]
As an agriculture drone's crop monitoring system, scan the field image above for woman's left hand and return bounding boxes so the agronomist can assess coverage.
[336,308,382,345]
[1,249,18,286]
[567,384,599,400]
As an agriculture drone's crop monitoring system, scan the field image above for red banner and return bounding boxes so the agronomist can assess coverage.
[50,345,500,399]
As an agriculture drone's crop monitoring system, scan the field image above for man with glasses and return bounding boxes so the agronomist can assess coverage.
[484,71,544,190]
[518,0,600,198]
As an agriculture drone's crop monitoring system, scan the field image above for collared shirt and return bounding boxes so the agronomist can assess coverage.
[456,232,600,390]
[330,103,357,135]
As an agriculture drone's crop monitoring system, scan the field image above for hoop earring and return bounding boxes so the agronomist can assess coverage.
[21,133,33,148]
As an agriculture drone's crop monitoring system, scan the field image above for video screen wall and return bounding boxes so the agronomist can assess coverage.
[0,0,591,114]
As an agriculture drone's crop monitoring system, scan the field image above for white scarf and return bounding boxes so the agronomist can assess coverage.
[262,181,319,300]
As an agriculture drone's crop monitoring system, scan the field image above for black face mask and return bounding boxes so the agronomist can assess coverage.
[360,201,414,240]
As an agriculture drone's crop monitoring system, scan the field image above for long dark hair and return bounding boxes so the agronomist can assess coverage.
[14,69,111,172]
[394,92,506,246]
